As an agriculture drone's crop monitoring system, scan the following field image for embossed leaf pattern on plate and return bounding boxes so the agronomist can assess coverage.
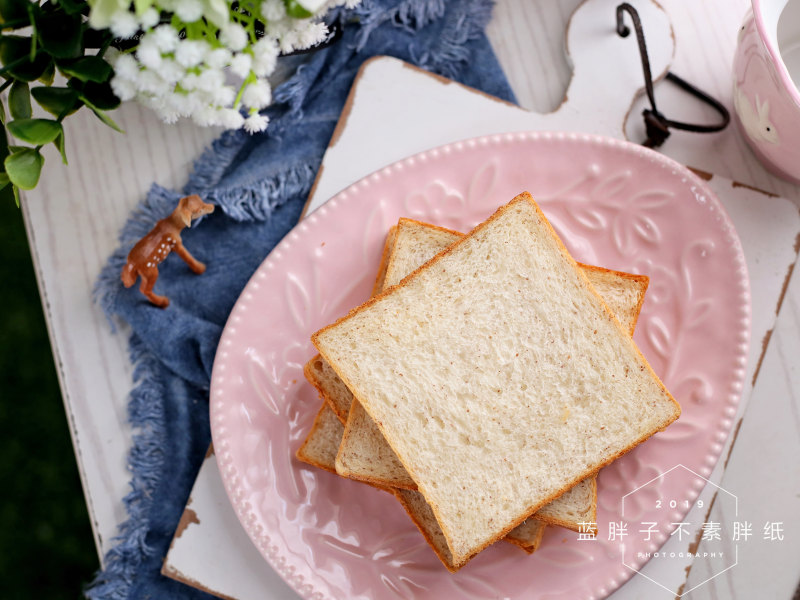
[210,133,750,600]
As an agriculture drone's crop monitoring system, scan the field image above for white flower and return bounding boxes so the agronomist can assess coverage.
[206,47,232,70]
[181,73,199,90]
[137,69,170,95]
[156,106,181,124]
[298,21,327,49]
[241,79,271,109]
[175,0,204,22]
[261,0,286,21]
[197,68,225,92]
[140,7,160,29]
[175,40,209,67]
[220,23,248,51]
[137,93,162,111]
[110,11,139,39]
[152,25,180,52]
[345,0,360,8]
[252,38,279,76]
[166,90,203,116]
[229,52,252,78]
[212,85,236,106]
[136,38,163,70]
[112,53,140,81]
[266,19,289,38]
[111,76,137,101]
[279,30,299,54]
[159,59,185,84]
[193,106,221,127]
[218,108,245,129]
[243,112,269,133]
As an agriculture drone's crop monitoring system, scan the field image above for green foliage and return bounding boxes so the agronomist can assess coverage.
[31,86,82,117]
[57,55,112,83]
[7,118,62,144]
[8,80,30,119]
[284,0,314,18]
[0,0,29,22]
[0,35,52,81]
[82,97,124,132]
[5,147,43,189]
[0,0,121,203]
[35,12,83,59]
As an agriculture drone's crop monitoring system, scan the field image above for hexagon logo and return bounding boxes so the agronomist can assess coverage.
[617,464,739,596]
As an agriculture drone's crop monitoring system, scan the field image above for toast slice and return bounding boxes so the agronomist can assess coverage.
[313,192,680,567]
[298,223,544,566]
[336,219,648,534]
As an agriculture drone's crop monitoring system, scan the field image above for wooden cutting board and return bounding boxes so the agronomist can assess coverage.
[161,1,800,598]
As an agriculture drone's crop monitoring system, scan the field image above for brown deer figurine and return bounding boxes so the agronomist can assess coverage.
[121,194,215,308]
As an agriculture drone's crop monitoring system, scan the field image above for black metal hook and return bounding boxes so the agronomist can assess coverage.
[616,3,730,148]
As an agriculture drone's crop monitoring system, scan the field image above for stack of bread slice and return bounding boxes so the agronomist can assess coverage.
[297,192,680,571]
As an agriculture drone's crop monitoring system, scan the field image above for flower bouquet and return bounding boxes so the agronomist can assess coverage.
[0,0,357,201]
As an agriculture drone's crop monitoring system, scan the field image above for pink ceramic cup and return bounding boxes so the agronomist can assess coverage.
[733,0,800,184]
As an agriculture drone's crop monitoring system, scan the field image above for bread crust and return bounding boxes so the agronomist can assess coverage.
[533,476,598,534]
[388,488,459,573]
[335,400,418,490]
[295,403,342,474]
[302,357,349,424]
[504,520,547,553]
[371,224,398,297]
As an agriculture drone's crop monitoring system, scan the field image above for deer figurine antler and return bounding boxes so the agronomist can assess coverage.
[121,194,215,308]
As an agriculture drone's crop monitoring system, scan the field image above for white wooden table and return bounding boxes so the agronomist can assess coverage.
[20,0,800,598]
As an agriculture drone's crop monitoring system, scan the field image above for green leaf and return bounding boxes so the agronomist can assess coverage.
[7,118,62,145]
[283,0,314,19]
[35,12,83,59]
[57,56,112,83]
[82,99,124,133]
[53,132,67,165]
[38,59,55,85]
[0,36,51,82]
[133,0,154,16]
[5,147,43,190]
[80,80,120,111]
[12,183,19,206]
[31,86,81,117]
[0,171,9,192]
[9,81,31,119]
[0,0,28,23]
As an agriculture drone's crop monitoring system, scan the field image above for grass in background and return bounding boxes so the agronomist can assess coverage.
[0,186,98,599]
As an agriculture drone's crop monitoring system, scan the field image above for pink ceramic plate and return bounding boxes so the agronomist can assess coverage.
[210,132,750,599]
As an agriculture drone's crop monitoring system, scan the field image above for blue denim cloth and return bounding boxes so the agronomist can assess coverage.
[90,1,515,598]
